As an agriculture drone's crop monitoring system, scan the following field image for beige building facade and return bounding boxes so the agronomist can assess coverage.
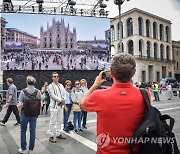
[110,8,174,83]
[6,28,39,49]
[1,17,7,52]
[172,41,180,82]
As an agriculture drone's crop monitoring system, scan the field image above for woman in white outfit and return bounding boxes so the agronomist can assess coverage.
[166,83,173,100]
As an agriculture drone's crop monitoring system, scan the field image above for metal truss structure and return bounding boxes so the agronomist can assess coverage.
[0,0,110,18]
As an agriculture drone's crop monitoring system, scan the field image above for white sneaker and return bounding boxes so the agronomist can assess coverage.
[29,150,34,154]
[18,148,28,154]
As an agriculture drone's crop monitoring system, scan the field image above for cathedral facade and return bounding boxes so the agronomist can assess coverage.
[40,18,77,51]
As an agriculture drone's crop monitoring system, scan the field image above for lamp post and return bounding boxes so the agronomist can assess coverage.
[114,0,130,54]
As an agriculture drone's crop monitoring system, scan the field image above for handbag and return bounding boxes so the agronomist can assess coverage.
[72,103,81,112]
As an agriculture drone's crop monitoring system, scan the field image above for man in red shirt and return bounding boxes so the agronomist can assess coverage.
[80,53,148,154]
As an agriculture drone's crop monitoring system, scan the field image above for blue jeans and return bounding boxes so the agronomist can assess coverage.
[63,104,72,129]
[73,111,82,130]
[20,112,37,150]
[154,92,160,101]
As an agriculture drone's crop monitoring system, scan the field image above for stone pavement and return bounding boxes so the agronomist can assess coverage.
[0,108,96,154]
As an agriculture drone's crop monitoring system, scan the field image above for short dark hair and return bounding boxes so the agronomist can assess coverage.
[111,53,136,82]
[7,78,13,84]
[51,72,58,77]
[26,76,36,85]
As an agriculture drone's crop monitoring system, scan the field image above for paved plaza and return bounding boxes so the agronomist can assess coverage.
[0,91,180,154]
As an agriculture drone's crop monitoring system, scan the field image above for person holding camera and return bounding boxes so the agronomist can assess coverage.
[48,72,66,143]
[80,53,148,154]
[41,81,50,115]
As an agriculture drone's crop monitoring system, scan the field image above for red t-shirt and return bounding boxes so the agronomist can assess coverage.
[83,83,148,154]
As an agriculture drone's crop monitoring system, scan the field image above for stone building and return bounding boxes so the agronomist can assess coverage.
[78,37,107,51]
[1,17,7,52]
[172,41,180,82]
[6,28,39,48]
[110,8,174,83]
[40,18,77,51]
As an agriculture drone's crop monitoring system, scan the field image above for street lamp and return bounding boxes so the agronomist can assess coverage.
[114,0,130,54]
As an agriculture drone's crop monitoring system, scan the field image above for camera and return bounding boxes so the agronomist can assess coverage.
[100,71,113,88]
[102,71,111,81]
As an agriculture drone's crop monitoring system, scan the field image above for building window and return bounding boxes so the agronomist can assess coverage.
[177,62,179,70]
[153,22,157,39]
[71,38,73,42]
[110,25,115,42]
[139,40,143,57]
[166,45,170,60]
[57,42,60,48]
[160,44,164,60]
[138,17,143,36]
[118,43,124,53]
[50,38,52,42]
[57,34,60,38]
[71,44,73,48]
[50,43,52,48]
[65,44,68,48]
[127,18,133,36]
[165,26,170,42]
[146,20,150,37]
[154,43,158,60]
[128,40,134,55]
[160,24,164,41]
[117,22,123,39]
[57,25,60,31]
[49,33,52,37]
[44,38,46,41]
[147,41,151,58]
[44,43,46,48]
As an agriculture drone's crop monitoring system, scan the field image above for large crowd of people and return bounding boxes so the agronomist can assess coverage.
[1,50,111,71]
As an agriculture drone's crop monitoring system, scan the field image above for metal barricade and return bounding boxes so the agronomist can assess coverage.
[0,90,21,103]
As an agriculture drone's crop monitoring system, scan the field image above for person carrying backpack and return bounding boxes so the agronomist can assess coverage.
[18,76,42,154]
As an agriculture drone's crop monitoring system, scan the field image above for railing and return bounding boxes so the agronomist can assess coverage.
[0,90,21,103]
[134,55,176,63]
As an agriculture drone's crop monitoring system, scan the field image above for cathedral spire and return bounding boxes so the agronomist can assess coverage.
[40,26,44,34]
[73,27,76,34]
[47,22,49,30]
[53,17,56,24]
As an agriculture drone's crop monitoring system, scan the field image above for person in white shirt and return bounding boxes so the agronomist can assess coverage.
[48,72,66,143]
[166,83,173,100]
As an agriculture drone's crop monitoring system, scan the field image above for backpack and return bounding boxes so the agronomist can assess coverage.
[67,121,74,130]
[129,89,180,154]
[23,89,41,117]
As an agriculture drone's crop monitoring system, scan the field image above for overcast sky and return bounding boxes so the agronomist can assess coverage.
[106,0,180,41]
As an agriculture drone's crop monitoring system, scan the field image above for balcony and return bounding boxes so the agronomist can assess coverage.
[134,55,176,63]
